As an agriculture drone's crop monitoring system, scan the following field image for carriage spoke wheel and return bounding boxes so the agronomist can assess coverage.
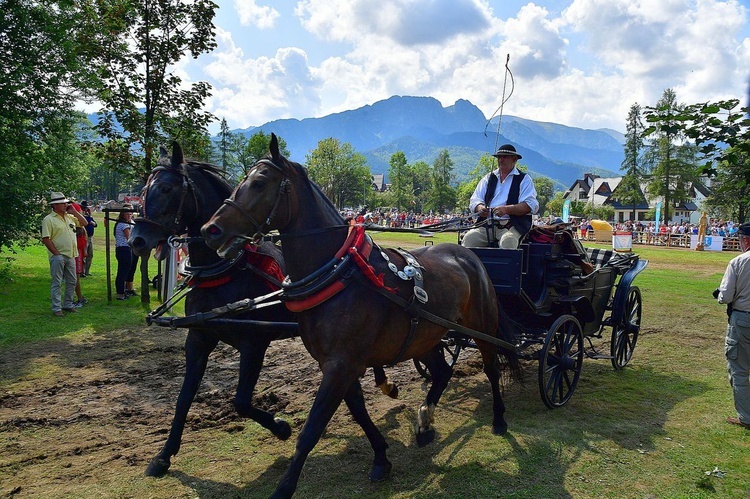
[611,286,642,370]
[538,315,584,408]
[414,341,461,381]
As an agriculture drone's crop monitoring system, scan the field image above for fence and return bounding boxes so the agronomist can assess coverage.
[578,230,742,252]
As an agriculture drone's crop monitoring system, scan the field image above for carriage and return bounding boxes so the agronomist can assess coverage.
[138,137,647,497]
[414,236,647,409]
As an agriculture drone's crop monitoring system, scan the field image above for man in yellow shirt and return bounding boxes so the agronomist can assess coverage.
[41,191,88,316]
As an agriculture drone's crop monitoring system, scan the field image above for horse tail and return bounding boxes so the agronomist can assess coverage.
[496,300,523,383]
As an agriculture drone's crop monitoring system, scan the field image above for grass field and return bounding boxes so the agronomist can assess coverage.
[1,226,750,498]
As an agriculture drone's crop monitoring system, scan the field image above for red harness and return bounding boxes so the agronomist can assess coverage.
[189,244,284,291]
[285,224,395,312]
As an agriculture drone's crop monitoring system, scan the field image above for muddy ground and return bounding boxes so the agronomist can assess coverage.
[0,325,492,498]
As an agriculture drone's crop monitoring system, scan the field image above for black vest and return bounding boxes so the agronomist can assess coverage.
[480,171,532,236]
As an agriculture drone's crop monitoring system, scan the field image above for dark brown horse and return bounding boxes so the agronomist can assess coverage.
[202,134,517,498]
[129,142,398,478]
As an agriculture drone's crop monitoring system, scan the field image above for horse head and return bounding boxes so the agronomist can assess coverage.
[202,133,298,259]
[129,141,196,260]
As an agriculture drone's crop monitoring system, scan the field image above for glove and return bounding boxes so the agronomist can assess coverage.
[713,288,720,299]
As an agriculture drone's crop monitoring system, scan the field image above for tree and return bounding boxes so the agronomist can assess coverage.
[218,118,232,171]
[225,131,290,182]
[642,89,699,224]
[456,154,496,211]
[533,176,554,216]
[680,99,750,222]
[387,152,412,210]
[612,103,648,221]
[410,161,432,213]
[0,1,95,250]
[307,138,370,209]
[87,0,218,182]
[426,150,457,213]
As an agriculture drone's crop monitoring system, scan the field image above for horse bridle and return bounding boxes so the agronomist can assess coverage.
[221,158,291,243]
[136,164,198,236]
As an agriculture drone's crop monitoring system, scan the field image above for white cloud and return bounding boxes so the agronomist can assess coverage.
[202,28,322,128]
[195,0,750,132]
[234,0,279,29]
[296,0,492,45]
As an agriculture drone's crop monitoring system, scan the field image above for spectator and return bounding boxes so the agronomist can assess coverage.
[716,222,750,428]
[41,191,88,316]
[461,144,539,248]
[81,201,97,276]
[113,206,135,300]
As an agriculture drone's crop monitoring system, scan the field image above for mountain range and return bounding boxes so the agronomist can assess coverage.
[235,95,626,191]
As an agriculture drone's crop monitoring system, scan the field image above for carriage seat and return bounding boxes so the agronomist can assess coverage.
[528,225,594,275]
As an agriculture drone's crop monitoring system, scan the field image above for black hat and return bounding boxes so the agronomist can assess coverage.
[738,222,750,236]
[492,144,522,159]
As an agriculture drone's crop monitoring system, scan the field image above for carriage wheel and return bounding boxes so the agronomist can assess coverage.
[538,315,584,408]
[413,341,461,381]
[610,286,642,370]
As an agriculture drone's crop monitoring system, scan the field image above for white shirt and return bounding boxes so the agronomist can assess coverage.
[469,168,539,218]
[718,250,750,313]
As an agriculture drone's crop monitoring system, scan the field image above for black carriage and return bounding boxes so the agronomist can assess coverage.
[416,239,647,409]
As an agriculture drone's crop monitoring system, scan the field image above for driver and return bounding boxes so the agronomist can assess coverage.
[462,144,539,248]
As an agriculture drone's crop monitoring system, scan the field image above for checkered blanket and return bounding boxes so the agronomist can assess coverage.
[585,248,636,272]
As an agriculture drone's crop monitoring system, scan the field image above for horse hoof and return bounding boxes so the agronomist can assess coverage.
[416,428,435,447]
[368,461,392,482]
[274,418,292,440]
[492,422,508,436]
[144,457,170,477]
[387,385,399,399]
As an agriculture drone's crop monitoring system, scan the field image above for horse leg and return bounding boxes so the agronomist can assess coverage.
[343,378,392,482]
[234,339,291,440]
[145,331,218,477]
[414,344,453,447]
[271,363,356,499]
[372,366,398,399]
[477,342,507,435]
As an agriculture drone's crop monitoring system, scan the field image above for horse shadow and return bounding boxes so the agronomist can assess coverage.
[160,360,709,497]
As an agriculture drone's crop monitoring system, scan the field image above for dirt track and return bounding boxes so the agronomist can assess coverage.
[0,325,489,497]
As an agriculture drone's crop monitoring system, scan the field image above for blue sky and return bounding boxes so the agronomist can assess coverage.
[174,0,750,134]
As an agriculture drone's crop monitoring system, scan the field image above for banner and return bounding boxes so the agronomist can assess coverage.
[562,199,570,223]
[655,202,662,231]
[690,234,723,251]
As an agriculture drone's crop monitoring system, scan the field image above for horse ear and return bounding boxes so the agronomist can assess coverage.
[270,133,280,160]
[171,141,184,168]
[158,146,170,165]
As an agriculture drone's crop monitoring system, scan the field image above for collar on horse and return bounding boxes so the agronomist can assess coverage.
[283,223,397,312]
[183,243,285,290]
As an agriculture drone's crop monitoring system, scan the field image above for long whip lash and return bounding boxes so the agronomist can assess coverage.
[484,54,515,153]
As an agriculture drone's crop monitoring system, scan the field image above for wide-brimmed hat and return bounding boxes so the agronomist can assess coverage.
[738,222,750,236]
[49,191,70,205]
[492,144,522,159]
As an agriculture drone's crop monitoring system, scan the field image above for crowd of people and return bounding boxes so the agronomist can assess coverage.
[42,191,140,316]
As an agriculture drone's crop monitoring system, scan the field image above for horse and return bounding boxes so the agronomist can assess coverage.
[201,134,518,498]
[129,142,398,478]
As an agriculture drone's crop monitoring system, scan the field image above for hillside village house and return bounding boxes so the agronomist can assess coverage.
[563,173,711,224]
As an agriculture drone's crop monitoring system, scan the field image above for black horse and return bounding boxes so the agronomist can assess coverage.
[202,134,519,498]
[129,142,398,478]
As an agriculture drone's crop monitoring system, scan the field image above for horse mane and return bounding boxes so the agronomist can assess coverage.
[184,161,233,197]
[273,153,345,224]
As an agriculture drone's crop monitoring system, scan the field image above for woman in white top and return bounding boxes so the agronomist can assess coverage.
[113,207,134,300]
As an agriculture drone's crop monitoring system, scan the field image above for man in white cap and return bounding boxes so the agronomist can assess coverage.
[41,191,88,316]
[717,222,750,428]
[462,144,539,248]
